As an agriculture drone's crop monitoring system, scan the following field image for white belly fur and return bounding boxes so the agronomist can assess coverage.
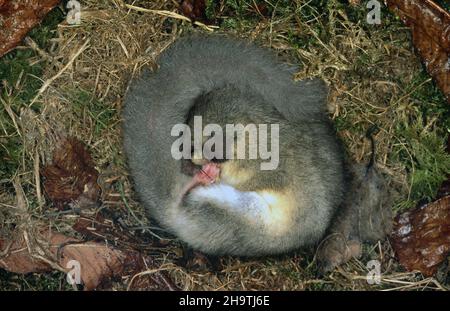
[189,184,294,235]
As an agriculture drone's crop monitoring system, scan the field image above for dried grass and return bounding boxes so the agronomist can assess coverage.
[1,0,448,290]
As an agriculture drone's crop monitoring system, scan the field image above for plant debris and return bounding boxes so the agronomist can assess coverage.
[1,0,449,291]
[391,134,450,277]
[385,0,450,103]
[180,0,207,22]
[437,137,450,198]
[41,137,101,210]
[391,193,450,276]
[0,178,178,291]
[0,0,61,57]
[72,214,179,290]
[0,227,178,290]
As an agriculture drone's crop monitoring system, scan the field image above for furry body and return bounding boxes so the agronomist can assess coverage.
[123,35,352,256]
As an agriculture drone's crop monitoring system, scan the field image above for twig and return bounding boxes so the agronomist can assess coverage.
[24,36,61,67]
[127,266,173,291]
[34,149,43,207]
[29,39,91,107]
[124,4,218,32]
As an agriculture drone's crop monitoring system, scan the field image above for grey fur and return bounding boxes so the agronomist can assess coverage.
[316,153,393,272]
[122,35,389,258]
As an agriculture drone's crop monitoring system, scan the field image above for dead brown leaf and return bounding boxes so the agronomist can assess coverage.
[180,0,207,22]
[0,0,61,57]
[41,137,101,210]
[71,215,179,290]
[0,228,178,290]
[385,0,450,103]
[390,195,450,276]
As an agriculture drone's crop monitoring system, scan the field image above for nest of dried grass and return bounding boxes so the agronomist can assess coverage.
[1,0,448,290]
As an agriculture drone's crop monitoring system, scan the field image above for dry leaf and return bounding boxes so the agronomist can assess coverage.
[71,215,179,290]
[0,0,61,57]
[390,118,450,277]
[0,228,178,290]
[1,138,178,290]
[0,234,56,274]
[42,137,101,209]
[180,0,207,22]
[385,0,450,103]
[390,195,450,276]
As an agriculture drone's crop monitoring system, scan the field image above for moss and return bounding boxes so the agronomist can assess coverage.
[394,116,450,202]
[67,87,117,137]
[0,8,65,181]
[28,8,64,48]
[1,0,450,291]
[436,0,450,12]
[0,270,73,291]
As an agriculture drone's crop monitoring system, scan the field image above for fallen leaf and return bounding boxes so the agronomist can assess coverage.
[390,195,450,276]
[0,0,61,57]
[385,0,450,103]
[41,137,101,210]
[180,0,207,22]
[0,228,178,290]
[71,215,179,290]
[391,138,450,277]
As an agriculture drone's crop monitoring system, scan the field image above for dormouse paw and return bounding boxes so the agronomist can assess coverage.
[316,234,362,274]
